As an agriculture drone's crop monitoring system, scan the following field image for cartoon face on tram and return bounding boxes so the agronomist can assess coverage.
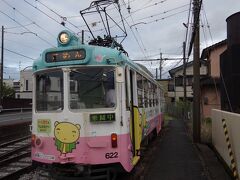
[31,31,164,177]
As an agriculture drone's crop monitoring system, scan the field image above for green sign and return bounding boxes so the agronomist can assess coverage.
[37,119,51,133]
[90,113,115,122]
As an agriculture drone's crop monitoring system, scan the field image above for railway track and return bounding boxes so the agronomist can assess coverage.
[0,136,33,180]
[0,122,31,144]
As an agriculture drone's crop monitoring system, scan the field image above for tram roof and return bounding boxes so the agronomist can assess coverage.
[32,31,154,82]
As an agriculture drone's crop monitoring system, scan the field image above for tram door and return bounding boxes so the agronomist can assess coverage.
[129,70,141,165]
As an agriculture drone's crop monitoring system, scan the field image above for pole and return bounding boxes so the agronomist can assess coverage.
[159,52,163,79]
[193,0,201,143]
[156,68,158,79]
[183,41,187,102]
[183,41,187,120]
[82,30,84,44]
[0,26,4,107]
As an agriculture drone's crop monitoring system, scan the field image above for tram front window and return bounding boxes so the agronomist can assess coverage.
[69,67,115,109]
[35,70,63,111]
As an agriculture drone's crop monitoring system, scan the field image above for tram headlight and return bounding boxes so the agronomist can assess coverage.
[58,31,70,44]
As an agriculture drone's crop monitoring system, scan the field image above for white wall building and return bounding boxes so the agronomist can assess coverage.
[15,69,33,99]
[168,60,208,102]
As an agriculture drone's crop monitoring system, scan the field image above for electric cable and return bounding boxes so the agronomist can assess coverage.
[2,0,56,38]
[0,9,55,47]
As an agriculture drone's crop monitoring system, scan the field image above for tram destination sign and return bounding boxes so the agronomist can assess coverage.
[45,49,86,62]
[90,113,115,122]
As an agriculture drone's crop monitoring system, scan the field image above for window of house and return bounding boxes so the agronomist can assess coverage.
[175,76,183,86]
[168,84,174,91]
[26,80,28,91]
[187,77,193,86]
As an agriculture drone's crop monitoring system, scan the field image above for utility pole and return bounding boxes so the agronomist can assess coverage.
[155,68,158,79]
[159,52,163,79]
[183,41,187,121]
[183,41,187,102]
[0,26,4,108]
[193,0,201,143]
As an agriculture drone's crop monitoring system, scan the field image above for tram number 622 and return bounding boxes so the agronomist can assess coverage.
[105,152,118,159]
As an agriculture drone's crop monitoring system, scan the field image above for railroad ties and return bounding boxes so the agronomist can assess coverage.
[0,136,32,180]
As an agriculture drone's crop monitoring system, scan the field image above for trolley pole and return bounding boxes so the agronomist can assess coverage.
[193,0,201,143]
[0,26,4,108]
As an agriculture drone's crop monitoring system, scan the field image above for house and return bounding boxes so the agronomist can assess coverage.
[157,79,171,103]
[168,60,208,102]
[200,40,227,118]
[15,68,33,99]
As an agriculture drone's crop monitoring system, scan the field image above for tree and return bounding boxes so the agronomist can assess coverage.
[2,82,15,98]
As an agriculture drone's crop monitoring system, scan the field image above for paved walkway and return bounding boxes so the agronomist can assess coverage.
[144,119,208,180]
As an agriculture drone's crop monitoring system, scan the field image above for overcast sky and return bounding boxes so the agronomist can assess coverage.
[0,0,239,80]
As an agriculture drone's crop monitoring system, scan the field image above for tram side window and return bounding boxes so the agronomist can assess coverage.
[36,70,63,111]
[143,78,148,108]
[153,85,157,106]
[156,88,161,105]
[137,73,143,108]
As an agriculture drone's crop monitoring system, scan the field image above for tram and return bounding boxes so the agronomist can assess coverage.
[31,30,165,178]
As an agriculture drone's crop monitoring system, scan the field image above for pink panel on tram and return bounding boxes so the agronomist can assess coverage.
[32,133,134,172]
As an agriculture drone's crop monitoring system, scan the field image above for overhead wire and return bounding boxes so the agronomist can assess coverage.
[1,46,37,60]
[129,0,167,16]
[200,5,222,110]
[23,0,74,33]
[136,4,189,22]
[121,0,149,60]
[2,0,56,38]
[35,0,83,33]
[144,9,189,25]
[4,22,35,30]
[109,2,147,59]
[4,38,42,52]
[200,16,208,48]
[0,9,55,47]
[184,0,193,63]
[202,5,213,43]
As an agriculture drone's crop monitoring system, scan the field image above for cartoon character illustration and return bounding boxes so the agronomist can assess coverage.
[54,121,81,156]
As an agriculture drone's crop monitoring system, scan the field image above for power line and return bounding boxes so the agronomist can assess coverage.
[136,4,189,22]
[1,47,37,60]
[121,0,149,60]
[0,10,55,47]
[4,38,41,52]
[23,0,74,33]
[183,0,193,64]
[35,0,83,32]
[129,0,167,16]
[2,0,55,38]
[132,58,183,61]
[117,6,147,59]
[202,5,213,43]
[4,23,35,30]
[145,9,189,25]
